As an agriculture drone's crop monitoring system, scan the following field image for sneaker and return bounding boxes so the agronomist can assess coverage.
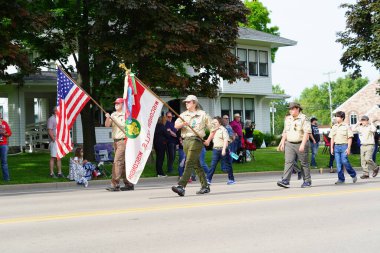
[227,180,236,185]
[353,176,357,183]
[277,180,290,188]
[157,174,168,178]
[50,173,57,178]
[172,185,185,196]
[106,185,120,191]
[207,179,212,185]
[120,184,134,191]
[83,180,89,188]
[329,167,335,173]
[57,173,65,178]
[301,181,311,188]
[335,180,345,185]
[360,175,369,179]
[373,166,379,177]
[196,186,210,194]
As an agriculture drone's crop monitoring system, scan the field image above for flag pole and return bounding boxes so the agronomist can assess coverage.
[57,65,127,135]
[119,64,204,140]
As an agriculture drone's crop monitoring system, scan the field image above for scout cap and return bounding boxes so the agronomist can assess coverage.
[288,102,303,110]
[114,98,124,104]
[360,115,369,121]
[183,95,198,103]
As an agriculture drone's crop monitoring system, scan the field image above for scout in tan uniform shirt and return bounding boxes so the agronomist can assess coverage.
[352,115,379,178]
[205,116,235,185]
[329,111,357,184]
[105,98,134,191]
[171,95,216,196]
[277,102,312,188]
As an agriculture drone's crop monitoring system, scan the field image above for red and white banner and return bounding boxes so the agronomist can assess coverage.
[124,78,163,184]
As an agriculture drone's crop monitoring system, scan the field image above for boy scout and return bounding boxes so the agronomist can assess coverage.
[352,115,379,179]
[329,111,357,184]
[171,95,216,196]
[277,102,312,188]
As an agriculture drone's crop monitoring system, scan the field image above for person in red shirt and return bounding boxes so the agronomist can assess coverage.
[0,114,12,181]
[229,113,243,157]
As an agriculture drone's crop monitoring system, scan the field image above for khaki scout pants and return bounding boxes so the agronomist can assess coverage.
[282,141,311,183]
[111,140,132,187]
[360,144,377,176]
[178,137,208,188]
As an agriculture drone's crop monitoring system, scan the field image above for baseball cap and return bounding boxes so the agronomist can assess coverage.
[360,115,369,121]
[114,98,124,104]
[183,95,198,103]
[288,102,303,110]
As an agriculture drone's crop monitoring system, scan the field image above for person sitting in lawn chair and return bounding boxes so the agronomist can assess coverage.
[69,147,100,187]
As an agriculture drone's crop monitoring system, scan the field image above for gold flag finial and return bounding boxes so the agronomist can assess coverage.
[119,63,131,75]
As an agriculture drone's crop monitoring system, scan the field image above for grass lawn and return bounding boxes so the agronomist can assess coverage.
[1,147,366,185]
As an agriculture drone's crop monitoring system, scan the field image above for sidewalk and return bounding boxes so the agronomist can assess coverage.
[1,167,365,194]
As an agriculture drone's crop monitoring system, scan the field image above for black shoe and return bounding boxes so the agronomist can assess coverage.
[196,186,210,194]
[360,175,369,179]
[120,184,134,191]
[106,186,120,191]
[373,166,379,177]
[191,175,197,181]
[277,180,290,188]
[297,172,302,180]
[57,173,65,178]
[172,185,185,196]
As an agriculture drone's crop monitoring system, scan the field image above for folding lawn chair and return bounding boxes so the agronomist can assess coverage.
[94,143,114,178]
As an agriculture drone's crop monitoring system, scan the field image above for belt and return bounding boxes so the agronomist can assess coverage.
[114,138,126,142]
[288,141,302,144]
[213,147,223,150]
[334,143,347,145]
[184,136,202,142]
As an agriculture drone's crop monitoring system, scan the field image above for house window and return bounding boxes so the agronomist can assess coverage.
[244,98,255,122]
[259,51,269,76]
[221,97,231,118]
[248,50,258,76]
[350,113,358,125]
[233,98,243,118]
[237,48,247,73]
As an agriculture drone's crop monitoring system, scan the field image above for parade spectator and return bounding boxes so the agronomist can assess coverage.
[372,125,380,162]
[105,98,134,191]
[277,102,312,188]
[47,106,63,178]
[165,111,177,174]
[171,95,216,196]
[154,116,170,177]
[244,120,254,162]
[206,116,234,185]
[352,115,379,179]
[309,117,320,169]
[230,113,243,159]
[329,111,357,184]
[68,147,98,187]
[0,114,12,181]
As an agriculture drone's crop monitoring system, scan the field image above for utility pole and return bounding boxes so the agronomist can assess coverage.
[323,71,335,124]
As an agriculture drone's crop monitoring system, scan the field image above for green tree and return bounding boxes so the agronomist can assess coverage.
[336,0,380,78]
[271,84,288,135]
[22,0,248,159]
[242,0,280,61]
[299,76,368,125]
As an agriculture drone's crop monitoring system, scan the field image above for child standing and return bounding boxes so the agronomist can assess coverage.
[205,116,235,185]
[329,111,357,184]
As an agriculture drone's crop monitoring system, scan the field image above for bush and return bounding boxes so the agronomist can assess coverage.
[253,130,264,148]
[263,133,276,147]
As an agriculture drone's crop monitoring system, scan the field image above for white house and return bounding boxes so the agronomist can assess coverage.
[0,27,296,150]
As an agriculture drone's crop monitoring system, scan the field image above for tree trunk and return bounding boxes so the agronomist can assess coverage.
[77,0,96,161]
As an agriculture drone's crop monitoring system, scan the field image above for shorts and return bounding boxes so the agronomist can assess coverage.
[49,141,57,158]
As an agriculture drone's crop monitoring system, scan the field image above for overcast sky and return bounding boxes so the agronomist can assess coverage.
[259,0,380,99]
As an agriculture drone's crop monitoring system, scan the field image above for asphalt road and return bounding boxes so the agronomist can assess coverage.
[1,171,380,253]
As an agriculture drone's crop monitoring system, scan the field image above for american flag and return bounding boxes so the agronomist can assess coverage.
[56,67,90,158]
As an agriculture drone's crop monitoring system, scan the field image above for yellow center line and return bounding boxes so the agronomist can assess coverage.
[1,186,380,225]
